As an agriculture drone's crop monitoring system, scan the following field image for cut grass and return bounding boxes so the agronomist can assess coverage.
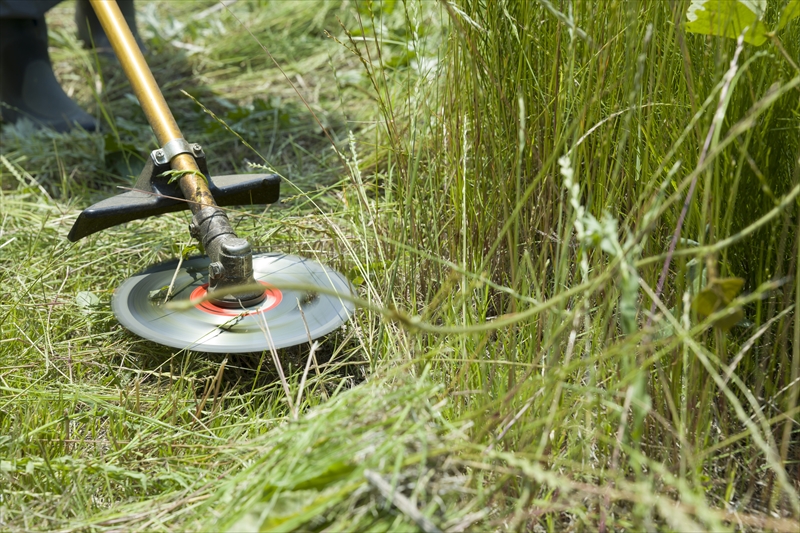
[2,0,800,531]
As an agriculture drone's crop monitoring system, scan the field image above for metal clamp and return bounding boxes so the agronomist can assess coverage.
[151,138,205,165]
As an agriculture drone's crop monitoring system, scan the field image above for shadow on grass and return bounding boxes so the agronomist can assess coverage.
[119,328,367,409]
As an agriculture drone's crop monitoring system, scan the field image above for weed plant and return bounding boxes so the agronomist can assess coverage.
[1,0,799,531]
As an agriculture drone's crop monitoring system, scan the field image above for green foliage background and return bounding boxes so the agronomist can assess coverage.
[1,0,799,531]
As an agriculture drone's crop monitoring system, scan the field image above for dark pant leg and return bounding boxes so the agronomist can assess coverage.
[0,0,62,18]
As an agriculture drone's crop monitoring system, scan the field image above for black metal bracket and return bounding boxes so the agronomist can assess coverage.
[67,144,280,242]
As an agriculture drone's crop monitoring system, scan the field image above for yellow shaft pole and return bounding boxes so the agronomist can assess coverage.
[88,0,216,213]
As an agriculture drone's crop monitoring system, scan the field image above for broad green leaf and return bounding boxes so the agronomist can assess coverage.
[692,277,745,330]
[181,244,201,259]
[778,0,800,31]
[76,291,100,309]
[686,0,770,46]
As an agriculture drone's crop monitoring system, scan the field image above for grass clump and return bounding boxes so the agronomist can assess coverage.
[2,0,800,531]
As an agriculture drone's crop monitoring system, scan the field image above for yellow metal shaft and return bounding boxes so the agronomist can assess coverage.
[88,0,216,213]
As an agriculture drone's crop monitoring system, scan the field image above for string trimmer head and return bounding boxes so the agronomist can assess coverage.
[69,0,354,353]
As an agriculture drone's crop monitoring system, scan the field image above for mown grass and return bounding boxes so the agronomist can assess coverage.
[1,0,799,531]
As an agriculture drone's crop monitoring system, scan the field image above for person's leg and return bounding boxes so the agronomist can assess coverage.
[75,0,143,53]
[0,14,97,132]
[0,1,61,19]
[0,0,145,132]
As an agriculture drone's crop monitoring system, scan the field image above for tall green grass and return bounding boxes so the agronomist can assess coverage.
[356,0,800,526]
[1,0,799,531]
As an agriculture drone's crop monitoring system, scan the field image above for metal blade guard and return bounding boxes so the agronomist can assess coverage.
[67,140,280,242]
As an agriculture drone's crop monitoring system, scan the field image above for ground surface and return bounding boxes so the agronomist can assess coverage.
[1,1,800,532]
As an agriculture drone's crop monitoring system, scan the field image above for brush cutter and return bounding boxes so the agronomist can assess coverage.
[68,0,354,353]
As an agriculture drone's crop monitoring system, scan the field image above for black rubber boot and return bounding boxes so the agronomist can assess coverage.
[75,0,144,54]
[0,17,97,132]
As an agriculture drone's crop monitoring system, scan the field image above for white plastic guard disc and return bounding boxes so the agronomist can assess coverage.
[112,253,354,353]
